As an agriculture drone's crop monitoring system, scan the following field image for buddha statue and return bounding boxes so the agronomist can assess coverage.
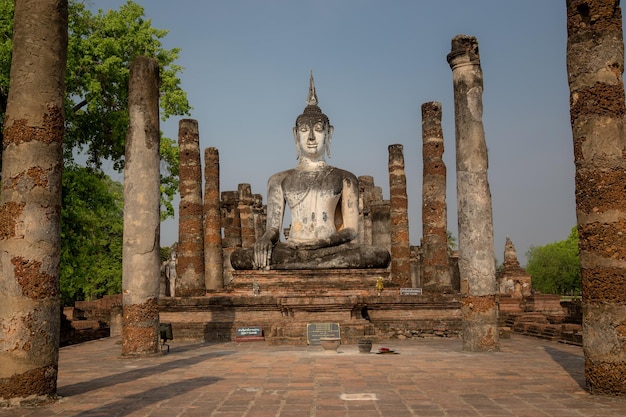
[230,74,391,270]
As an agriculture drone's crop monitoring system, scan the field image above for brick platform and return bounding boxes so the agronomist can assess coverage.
[159,269,462,345]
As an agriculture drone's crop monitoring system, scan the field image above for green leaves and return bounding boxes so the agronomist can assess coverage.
[65,0,191,177]
[159,135,179,220]
[525,227,581,295]
[60,166,124,305]
[1,0,189,211]
[0,0,13,138]
[0,0,189,305]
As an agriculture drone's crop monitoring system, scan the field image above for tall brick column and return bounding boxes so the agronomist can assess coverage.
[358,176,374,244]
[388,144,411,287]
[238,183,256,249]
[204,147,223,290]
[421,101,453,293]
[566,0,626,394]
[122,57,161,356]
[221,190,241,284]
[221,191,242,248]
[252,193,266,241]
[176,119,205,296]
[447,35,499,352]
[371,200,391,252]
[359,175,383,245]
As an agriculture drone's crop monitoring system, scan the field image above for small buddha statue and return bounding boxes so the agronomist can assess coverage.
[230,74,390,270]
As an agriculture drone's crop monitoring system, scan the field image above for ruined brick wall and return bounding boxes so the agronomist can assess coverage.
[74,294,123,323]
[358,175,384,245]
[238,184,256,249]
[221,191,242,248]
[371,200,391,252]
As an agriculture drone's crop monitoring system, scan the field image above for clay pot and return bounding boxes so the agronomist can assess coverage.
[357,339,372,353]
[319,337,341,351]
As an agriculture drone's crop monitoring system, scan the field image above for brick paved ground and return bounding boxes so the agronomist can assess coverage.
[2,334,626,416]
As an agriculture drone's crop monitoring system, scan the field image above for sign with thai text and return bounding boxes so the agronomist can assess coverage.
[236,326,263,337]
[400,288,423,295]
[306,323,340,345]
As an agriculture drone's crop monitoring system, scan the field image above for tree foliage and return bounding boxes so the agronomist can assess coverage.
[66,0,188,218]
[0,1,190,304]
[0,0,189,218]
[60,166,124,305]
[447,231,457,251]
[0,0,13,132]
[525,227,581,295]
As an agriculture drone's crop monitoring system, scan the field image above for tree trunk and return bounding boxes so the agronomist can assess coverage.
[0,0,68,405]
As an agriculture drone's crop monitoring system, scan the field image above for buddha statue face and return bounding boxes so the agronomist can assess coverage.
[293,119,333,160]
[291,72,335,160]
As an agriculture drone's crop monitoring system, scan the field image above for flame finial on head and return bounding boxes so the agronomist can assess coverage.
[296,71,329,128]
[306,71,318,106]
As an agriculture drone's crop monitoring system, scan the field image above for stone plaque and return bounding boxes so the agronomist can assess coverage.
[306,323,340,345]
[400,288,423,295]
[236,326,263,337]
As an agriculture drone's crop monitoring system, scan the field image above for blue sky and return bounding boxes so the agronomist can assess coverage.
[93,1,597,265]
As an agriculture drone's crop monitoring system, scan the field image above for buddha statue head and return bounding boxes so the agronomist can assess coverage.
[293,72,333,159]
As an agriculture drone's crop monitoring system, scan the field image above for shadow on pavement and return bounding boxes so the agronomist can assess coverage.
[71,376,221,417]
[59,349,234,397]
[543,345,586,390]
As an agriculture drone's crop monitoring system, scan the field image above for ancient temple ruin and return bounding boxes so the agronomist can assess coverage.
[108,36,583,357]
[160,75,467,344]
[152,57,578,351]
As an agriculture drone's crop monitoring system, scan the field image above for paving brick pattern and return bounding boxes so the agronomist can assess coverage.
[3,335,626,416]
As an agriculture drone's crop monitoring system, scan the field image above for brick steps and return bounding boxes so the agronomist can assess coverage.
[504,313,582,346]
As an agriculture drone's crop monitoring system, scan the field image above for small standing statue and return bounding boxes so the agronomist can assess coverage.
[230,73,390,270]
[165,251,177,297]
[376,277,384,296]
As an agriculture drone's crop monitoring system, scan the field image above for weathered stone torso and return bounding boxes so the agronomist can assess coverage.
[281,166,352,242]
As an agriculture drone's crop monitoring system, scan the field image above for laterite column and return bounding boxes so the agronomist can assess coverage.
[238,184,256,249]
[221,191,242,248]
[566,0,626,394]
[204,147,223,290]
[122,57,161,356]
[388,144,411,287]
[176,119,205,296]
[447,35,499,352]
[0,0,67,403]
[371,201,391,252]
[421,101,453,293]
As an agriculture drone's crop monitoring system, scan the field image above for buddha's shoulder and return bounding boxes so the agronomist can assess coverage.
[267,169,296,183]
[329,166,358,182]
